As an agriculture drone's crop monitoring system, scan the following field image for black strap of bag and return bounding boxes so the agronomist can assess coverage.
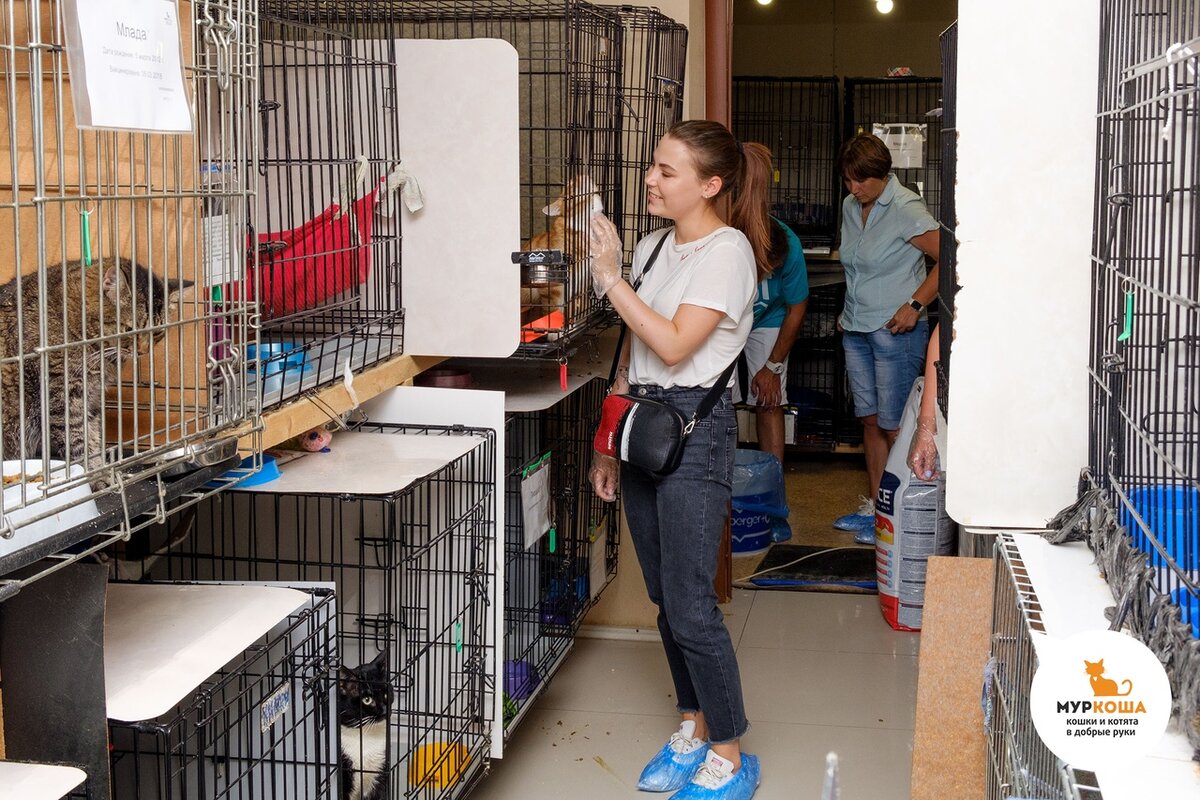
[607,228,738,435]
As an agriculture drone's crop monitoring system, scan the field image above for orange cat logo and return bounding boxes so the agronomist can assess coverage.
[1085,658,1133,697]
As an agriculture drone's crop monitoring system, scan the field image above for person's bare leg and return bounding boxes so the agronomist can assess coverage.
[861,414,888,502]
[756,406,785,466]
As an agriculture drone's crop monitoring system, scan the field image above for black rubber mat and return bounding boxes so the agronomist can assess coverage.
[736,544,877,593]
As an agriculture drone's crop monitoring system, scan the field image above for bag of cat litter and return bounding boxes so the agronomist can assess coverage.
[874,378,954,632]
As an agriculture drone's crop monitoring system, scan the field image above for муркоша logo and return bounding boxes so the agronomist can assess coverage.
[1053,657,1147,715]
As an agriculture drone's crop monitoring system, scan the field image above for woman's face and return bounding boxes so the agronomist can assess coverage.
[645,135,719,221]
[844,174,887,206]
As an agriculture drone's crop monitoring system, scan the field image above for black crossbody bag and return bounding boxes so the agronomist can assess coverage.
[592,230,738,477]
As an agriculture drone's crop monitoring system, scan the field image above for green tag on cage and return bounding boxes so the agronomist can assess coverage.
[80,210,92,266]
[1117,290,1134,342]
[454,620,463,653]
[549,526,557,553]
[773,169,781,184]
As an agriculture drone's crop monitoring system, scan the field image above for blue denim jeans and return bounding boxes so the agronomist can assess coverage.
[620,384,748,743]
[842,319,929,430]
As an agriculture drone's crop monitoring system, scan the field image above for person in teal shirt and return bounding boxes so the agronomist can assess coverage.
[743,217,809,467]
[832,132,941,543]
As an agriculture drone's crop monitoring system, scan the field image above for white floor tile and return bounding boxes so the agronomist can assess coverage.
[739,591,921,657]
[481,590,921,799]
[737,646,918,731]
[534,637,681,717]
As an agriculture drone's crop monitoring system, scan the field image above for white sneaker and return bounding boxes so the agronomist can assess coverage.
[833,495,875,531]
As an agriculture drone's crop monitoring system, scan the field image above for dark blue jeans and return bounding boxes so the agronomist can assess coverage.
[620,384,748,743]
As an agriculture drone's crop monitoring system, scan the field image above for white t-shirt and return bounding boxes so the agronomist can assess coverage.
[627,226,756,388]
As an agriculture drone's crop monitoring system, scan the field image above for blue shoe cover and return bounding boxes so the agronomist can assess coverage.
[853,525,875,545]
[669,754,761,800]
[637,736,709,792]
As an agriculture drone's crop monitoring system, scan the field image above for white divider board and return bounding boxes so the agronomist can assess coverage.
[396,39,521,357]
[360,386,506,759]
[946,2,1099,528]
[1010,533,1200,798]
[0,762,87,799]
[104,584,309,722]
[234,431,482,495]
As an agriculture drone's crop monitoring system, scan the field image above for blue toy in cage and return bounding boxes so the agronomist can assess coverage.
[504,659,541,700]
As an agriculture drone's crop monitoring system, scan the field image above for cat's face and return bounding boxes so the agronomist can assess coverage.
[1084,659,1104,676]
[338,650,392,728]
[99,259,192,352]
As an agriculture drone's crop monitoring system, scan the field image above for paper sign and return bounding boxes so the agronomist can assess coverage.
[520,455,552,550]
[872,123,926,169]
[588,518,608,601]
[62,0,193,132]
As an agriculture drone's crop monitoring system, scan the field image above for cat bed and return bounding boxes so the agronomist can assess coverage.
[407,741,469,789]
[245,189,378,320]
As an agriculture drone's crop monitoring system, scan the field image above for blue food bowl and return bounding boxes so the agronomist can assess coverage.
[503,659,541,700]
[246,342,312,377]
[205,453,280,489]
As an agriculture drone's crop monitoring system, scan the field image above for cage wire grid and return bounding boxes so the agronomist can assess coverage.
[936,22,958,419]
[843,77,944,222]
[130,424,496,800]
[0,0,260,595]
[732,76,840,250]
[252,2,405,410]
[1082,0,1200,759]
[107,587,339,800]
[500,377,618,736]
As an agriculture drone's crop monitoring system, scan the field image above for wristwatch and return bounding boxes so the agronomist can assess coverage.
[908,297,924,312]
[764,359,785,375]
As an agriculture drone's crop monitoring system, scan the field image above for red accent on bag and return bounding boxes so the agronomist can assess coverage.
[593,394,634,458]
[243,189,378,320]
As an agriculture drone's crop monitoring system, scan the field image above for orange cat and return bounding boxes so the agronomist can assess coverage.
[1085,658,1133,696]
[520,175,603,325]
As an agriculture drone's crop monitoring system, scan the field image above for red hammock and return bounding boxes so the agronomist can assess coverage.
[244,189,378,320]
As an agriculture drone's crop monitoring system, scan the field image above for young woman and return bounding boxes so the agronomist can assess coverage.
[589,119,773,800]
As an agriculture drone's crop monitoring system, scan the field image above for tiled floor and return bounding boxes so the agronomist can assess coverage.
[474,590,920,799]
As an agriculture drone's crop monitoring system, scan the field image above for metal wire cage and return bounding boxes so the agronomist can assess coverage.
[502,377,618,733]
[374,0,623,359]
[252,1,405,409]
[0,0,257,594]
[131,423,497,800]
[986,534,1067,800]
[612,7,687,272]
[937,22,958,419]
[843,77,944,222]
[1086,0,1200,755]
[108,587,339,800]
[732,77,841,250]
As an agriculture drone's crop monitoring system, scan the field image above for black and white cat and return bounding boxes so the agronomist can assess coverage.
[339,650,392,800]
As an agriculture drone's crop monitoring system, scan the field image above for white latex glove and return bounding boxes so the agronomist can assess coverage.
[589,212,623,298]
[590,451,619,503]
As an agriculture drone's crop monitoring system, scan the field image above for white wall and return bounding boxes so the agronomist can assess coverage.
[946,1,1099,528]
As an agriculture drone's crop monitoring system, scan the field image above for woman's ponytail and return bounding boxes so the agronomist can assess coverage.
[730,142,774,280]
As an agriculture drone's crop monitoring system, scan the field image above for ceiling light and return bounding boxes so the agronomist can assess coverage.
[876,0,894,13]
[756,0,773,5]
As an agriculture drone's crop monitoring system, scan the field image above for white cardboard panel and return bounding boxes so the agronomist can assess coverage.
[237,431,482,495]
[396,39,521,357]
[0,762,87,799]
[104,584,308,722]
[946,1,1099,528]
[360,385,507,758]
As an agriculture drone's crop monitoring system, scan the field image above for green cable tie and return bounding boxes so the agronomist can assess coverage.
[81,210,92,266]
[1117,290,1134,342]
[549,526,557,553]
[454,620,463,654]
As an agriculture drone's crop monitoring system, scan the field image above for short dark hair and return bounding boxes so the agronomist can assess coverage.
[836,133,892,181]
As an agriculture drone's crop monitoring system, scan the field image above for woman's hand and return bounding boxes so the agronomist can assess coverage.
[906,416,940,481]
[885,302,920,334]
[750,368,782,410]
[589,212,624,298]
[590,451,620,502]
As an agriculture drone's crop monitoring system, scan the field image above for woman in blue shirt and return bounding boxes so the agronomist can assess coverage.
[833,133,940,542]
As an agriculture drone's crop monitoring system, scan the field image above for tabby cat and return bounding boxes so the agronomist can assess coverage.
[0,258,191,478]
[339,650,392,800]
